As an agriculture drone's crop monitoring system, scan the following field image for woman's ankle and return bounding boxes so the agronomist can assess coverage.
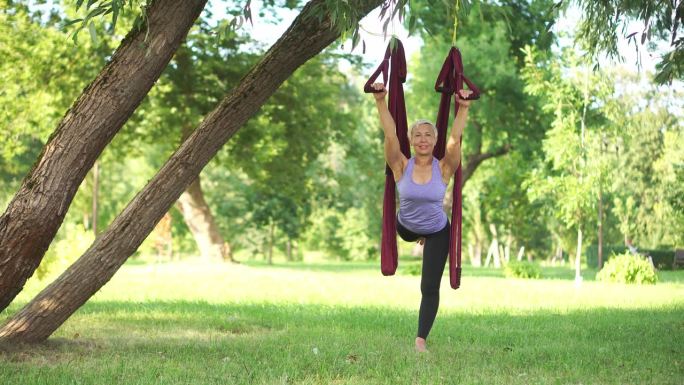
[415,337,428,352]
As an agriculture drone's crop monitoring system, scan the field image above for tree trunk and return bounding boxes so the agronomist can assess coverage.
[598,188,604,269]
[0,0,383,342]
[172,48,235,262]
[575,226,583,285]
[597,129,605,269]
[286,239,292,261]
[473,241,482,266]
[268,221,274,265]
[92,160,99,236]
[469,208,484,267]
[518,246,526,261]
[503,234,511,263]
[152,213,173,261]
[554,244,563,265]
[176,178,232,261]
[0,0,208,312]
[484,224,501,268]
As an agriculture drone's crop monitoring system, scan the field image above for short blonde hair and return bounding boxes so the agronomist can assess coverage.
[409,119,438,138]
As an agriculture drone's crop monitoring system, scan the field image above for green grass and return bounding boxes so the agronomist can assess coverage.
[2,260,683,385]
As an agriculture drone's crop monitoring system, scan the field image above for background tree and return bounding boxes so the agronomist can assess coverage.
[407,0,557,262]
[523,45,610,279]
[114,14,258,262]
[0,0,385,342]
[0,0,208,312]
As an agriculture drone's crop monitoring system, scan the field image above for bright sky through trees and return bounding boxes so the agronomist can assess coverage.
[218,0,670,76]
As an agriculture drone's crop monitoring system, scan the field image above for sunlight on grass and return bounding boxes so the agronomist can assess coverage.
[15,260,684,315]
[4,260,684,385]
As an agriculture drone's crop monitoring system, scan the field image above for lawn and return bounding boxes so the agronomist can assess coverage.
[1,259,683,385]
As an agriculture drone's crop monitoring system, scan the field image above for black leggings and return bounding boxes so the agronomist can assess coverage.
[397,219,450,339]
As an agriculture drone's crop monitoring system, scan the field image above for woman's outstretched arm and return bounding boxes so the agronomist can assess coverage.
[442,90,472,177]
[372,83,406,178]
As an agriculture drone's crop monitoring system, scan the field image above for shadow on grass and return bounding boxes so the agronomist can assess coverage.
[237,259,381,273]
[236,259,606,282]
[1,300,682,385]
[234,259,684,284]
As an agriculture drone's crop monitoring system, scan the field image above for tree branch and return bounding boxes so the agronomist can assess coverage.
[462,143,512,188]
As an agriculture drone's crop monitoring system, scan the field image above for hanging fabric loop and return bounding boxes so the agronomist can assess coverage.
[365,39,481,288]
[364,39,409,276]
[432,46,481,289]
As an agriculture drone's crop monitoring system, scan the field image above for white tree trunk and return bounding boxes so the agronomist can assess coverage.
[485,224,501,268]
[517,246,525,261]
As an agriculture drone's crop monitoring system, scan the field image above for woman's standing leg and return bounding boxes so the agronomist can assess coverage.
[417,223,450,343]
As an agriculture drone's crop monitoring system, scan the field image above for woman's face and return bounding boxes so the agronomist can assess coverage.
[411,124,437,156]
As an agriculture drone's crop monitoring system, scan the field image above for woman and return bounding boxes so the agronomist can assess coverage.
[371,82,472,352]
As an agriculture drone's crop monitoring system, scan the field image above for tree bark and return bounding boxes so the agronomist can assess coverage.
[285,239,292,261]
[268,221,274,265]
[0,0,208,312]
[0,0,383,342]
[176,178,233,261]
[92,161,99,236]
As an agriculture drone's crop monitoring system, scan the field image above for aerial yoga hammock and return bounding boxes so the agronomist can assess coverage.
[364,39,480,289]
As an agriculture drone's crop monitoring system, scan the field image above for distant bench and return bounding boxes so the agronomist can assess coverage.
[674,249,684,269]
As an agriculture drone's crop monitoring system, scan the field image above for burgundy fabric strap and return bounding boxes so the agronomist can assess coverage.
[365,43,480,288]
[364,40,409,276]
[433,47,480,289]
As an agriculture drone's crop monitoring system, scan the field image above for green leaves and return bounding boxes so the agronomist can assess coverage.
[88,21,98,44]
[596,252,658,284]
[573,0,683,84]
[64,0,142,44]
[218,0,253,39]
[522,43,603,234]
[0,5,104,199]
[522,40,684,250]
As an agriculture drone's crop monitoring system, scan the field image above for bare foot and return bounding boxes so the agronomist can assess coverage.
[415,337,428,353]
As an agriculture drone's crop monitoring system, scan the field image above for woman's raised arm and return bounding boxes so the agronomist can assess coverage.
[442,90,473,177]
[372,83,406,179]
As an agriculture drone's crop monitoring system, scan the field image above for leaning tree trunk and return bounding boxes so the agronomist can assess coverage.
[0,0,208,312]
[176,178,233,261]
[0,0,384,342]
[92,160,100,235]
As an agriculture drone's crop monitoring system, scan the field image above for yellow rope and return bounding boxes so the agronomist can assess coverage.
[359,23,387,37]
[451,0,460,46]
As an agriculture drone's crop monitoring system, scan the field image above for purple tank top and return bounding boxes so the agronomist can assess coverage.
[396,157,448,234]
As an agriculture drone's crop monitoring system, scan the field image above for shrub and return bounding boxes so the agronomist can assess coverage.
[647,249,676,270]
[504,261,541,279]
[36,223,95,280]
[596,252,658,284]
[587,245,675,270]
[586,245,627,268]
[401,263,422,276]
